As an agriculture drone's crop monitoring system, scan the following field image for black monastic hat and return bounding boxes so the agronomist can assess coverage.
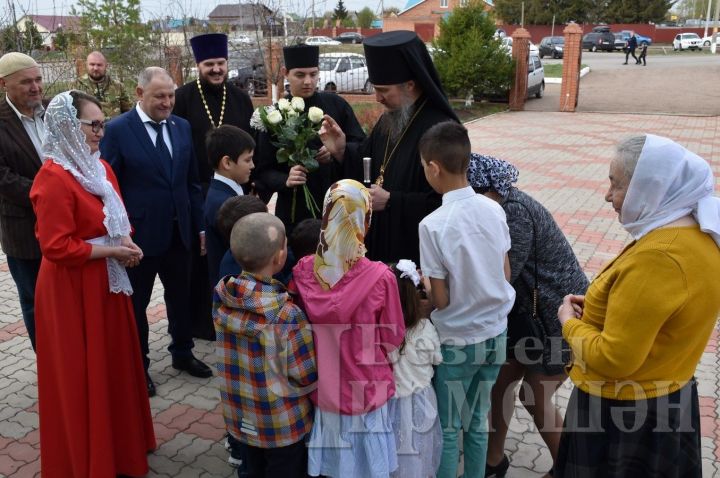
[363,30,459,122]
[283,45,320,70]
[190,33,228,63]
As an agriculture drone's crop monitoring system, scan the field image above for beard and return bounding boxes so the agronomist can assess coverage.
[379,101,415,142]
[88,71,105,82]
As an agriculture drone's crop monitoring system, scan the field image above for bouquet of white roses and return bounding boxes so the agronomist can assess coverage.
[250,96,325,221]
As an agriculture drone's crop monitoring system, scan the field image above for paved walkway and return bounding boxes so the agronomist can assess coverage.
[0,111,719,477]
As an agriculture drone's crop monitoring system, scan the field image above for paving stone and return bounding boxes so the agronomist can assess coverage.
[7,411,38,429]
[172,436,215,465]
[154,432,196,459]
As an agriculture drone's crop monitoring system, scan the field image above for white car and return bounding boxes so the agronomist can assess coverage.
[305,36,341,46]
[527,54,544,99]
[673,33,703,51]
[501,36,540,56]
[702,33,720,47]
[229,35,254,47]
[318,52,372,93]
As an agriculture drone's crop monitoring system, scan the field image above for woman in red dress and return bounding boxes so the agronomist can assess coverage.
[30,90,156,477]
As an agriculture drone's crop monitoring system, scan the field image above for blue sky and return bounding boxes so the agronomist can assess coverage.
[10,0,409,22]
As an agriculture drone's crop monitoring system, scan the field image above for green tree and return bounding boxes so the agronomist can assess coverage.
[1,21,43,53]
[495,0,673,23]
[356,7,376,28]
[334,0,349,21]
[71,0,150,81]
[23,21,44,51]
[604,0,675,23]
[433,2,514,101]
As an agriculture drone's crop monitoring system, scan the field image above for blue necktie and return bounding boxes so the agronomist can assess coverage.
[148,122,173,178]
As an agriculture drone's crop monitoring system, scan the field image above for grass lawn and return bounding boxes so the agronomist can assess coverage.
[543,63,588,78]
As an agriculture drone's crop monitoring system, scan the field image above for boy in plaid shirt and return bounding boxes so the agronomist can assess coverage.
[214,212,317,477]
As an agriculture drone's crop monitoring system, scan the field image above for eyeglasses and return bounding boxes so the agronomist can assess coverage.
[78,119,105,133]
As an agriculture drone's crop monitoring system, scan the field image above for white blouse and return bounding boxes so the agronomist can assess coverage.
[389,319,443,398]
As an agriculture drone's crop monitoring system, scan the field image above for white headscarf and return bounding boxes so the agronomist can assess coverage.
[42,91,134,294]
[621,134,720,248]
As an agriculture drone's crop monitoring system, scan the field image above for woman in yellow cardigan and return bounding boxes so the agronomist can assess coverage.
[556,134,720,478]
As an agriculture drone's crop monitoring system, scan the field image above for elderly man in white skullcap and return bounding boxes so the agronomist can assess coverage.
[0,51,46,351]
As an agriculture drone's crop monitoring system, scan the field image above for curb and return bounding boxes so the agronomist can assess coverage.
[545,66,590,84]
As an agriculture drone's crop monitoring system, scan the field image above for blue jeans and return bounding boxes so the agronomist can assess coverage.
[434,331,507,478]
[6,256,41,351]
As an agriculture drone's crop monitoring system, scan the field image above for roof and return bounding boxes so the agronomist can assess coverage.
[208,3,271,19]
[19,15,81,32]
[400,0,493,14]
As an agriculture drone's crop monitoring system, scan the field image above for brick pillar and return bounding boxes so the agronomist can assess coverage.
[165,46,183,86]
[509,28,530,111]
[560,22,582,112]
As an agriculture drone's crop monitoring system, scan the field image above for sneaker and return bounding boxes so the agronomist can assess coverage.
[224,434,244,468]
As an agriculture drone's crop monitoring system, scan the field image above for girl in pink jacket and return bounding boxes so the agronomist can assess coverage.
[292,179,405,477]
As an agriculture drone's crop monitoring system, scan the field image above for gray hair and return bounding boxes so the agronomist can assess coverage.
[615,135,647,179]
[137,67,172,88]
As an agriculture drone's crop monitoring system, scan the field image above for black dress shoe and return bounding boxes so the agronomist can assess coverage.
[485,454,510,477]
[146,375,156,397]
[172,356,213,378]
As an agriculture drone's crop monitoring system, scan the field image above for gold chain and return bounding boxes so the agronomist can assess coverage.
[196,78,226,128]
[376,99,428,187]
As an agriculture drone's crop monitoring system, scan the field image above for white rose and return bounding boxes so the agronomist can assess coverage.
[308,106,324,123]
[286,109,299,117]
[277,98,291,111]
[267,110,283,125]
[291,96,305,111]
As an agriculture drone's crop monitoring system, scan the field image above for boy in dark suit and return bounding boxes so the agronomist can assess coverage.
[204,125,255,286]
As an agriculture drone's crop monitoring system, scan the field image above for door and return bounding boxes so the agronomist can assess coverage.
[348,56,367,91]
[335,57,351,91]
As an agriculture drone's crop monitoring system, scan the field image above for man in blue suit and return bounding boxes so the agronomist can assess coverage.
[101,67,212,397]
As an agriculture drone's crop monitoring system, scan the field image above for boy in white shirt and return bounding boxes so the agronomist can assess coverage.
[418,121,515,478]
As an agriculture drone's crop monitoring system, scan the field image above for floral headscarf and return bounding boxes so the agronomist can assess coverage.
[466,152,519,198]
[313,179,371,290]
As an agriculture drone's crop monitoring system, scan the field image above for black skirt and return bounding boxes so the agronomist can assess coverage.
[556,379,701,478]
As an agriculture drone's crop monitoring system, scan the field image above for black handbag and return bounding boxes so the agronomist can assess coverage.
[507,200,570,376]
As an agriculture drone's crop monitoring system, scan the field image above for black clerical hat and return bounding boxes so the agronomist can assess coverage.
[283,45,319,70]
[363,30,459,122]
[190,33,228,63]
[363,30,419,85]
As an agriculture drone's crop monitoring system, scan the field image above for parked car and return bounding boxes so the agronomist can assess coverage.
[318,52,372,93]
[613,33,627,51]
[229,35,254,47]
[618,30,653,46]
[227,52,267,96]
[527,53,545,99]
[334,32,364,44]
[501,36,539,55]
[305,36,341,46]
[582,31,615,52]
[673,33,703,50]
[538,36,564,59]
[701,33,719,46]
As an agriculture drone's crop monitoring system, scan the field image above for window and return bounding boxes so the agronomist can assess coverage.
[440,0,448,7]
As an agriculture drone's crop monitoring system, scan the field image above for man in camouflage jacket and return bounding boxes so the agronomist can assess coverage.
[73,51,131,118]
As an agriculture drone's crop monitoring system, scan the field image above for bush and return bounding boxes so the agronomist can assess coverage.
[433,2,514,100]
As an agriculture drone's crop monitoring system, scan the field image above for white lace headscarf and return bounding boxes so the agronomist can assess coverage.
[41,91,134,294]
[621,134,720,248]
